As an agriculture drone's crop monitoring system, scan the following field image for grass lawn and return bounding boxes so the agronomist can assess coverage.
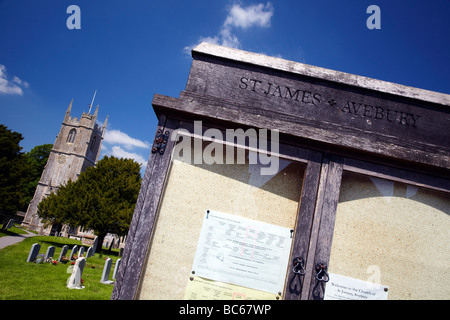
[0,234,120,300]
[0,225,30,237]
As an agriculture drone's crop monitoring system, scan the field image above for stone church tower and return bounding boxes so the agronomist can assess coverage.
[22,99,108,234]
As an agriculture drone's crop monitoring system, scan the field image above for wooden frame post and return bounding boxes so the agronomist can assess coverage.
[112,117,180,300]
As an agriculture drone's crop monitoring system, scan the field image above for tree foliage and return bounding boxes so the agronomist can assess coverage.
[38,156,142,248]
[25,144,53,174]
[21,144,53,209]
[0,125,29,215]
[0,125,52,217]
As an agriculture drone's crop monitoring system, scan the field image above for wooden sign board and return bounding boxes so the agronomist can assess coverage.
[112,43,450,301]
[158,43,450,171]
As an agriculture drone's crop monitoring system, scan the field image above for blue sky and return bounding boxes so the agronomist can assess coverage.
[1,1,449,174]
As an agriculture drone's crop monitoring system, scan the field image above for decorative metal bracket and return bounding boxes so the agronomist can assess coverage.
[315,261,329,282]
[151,129,170,155]
[312,261,330,300]
[289,256,305,296]
[293,256,306,275]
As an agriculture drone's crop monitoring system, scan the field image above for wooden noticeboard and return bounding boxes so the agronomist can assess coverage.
[112,43,450,300]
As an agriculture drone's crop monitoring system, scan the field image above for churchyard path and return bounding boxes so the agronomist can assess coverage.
[0,229,37,250]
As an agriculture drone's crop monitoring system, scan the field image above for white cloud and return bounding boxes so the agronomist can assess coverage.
[104,129,150,150]
[224,2,273,29]
[101,128,150,173]
[110,146,147,167]
[13,76,30,88]
[184,2,274,53]
[0,64,29,95]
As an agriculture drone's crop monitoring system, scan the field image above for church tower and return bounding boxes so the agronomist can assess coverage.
[22,99,108,234]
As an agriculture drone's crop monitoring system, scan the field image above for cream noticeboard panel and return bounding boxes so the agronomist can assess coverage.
[191,210,293,295]
[138,143,304,299]
[329,172,450,300]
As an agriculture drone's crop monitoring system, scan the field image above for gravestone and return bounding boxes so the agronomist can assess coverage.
[79,246,85,257]
[67,257,86,289]
[27,243,40,262]
[44,246,55,261]
[58,245,68,262]
[1,219,13,230]
[86,247,92,258]
[91,237,98,256]
[113,258,121,280]
[69,245,78,260]
[100,258,114,284]
[4,219,14,230]
[108,238,115,251]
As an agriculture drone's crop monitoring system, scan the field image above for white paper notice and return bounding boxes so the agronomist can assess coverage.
[191,210,293,294]
[324,273,389,300]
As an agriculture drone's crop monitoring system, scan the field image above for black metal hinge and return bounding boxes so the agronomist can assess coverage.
[151,129,170,155]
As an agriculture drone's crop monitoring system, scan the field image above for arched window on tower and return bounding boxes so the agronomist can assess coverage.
[67,129,76,143]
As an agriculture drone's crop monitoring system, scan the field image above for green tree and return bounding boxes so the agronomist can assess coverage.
[20,144,53,210]
[0,124,51,227]
[25,144,53,174]
[0,125,30,218]
[38,156,142,251]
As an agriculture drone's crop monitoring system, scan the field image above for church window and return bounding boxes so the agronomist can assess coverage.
[67,129,76,143]
[90,136,97,151]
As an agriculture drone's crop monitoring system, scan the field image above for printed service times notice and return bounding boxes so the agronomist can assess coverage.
[191,210,293,295]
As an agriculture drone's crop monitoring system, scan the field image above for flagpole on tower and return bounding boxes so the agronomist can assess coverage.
[89,89,97,114]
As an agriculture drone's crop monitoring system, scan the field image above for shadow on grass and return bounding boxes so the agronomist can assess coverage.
[0,225,30,237]
[0,229,21,237]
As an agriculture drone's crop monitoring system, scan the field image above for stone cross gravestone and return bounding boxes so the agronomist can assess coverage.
[112,258,121,280]
[27,243,40,262]
[100,258,114,284]
[44,246,55,261]
[67,257,86,289]
[58,245,68,262]
[69,245,78,260]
